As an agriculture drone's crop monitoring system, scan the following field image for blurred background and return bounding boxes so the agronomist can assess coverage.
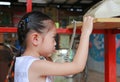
[0,0,120,82]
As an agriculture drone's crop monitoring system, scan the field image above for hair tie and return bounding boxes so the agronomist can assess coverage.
[24,18,30,23]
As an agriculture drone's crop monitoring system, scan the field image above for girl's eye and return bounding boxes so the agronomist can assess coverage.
[53,34,56,38]
[53,36,56,39]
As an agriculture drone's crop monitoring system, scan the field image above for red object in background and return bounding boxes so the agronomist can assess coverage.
[26,0,32,12]
[0,27,17,33]
[13,12,25,27]
[104,30,116,82]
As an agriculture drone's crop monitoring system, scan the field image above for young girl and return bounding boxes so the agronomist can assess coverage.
[14,11,94,82]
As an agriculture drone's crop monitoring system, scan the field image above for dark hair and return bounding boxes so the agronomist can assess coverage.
[17,11,53,46]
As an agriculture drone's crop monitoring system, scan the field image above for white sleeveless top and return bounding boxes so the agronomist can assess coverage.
[14,56,53,82]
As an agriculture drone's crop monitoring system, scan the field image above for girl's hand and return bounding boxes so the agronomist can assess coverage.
[81,16,94,35]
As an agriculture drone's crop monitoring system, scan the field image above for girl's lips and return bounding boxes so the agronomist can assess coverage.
[53,49,56,53]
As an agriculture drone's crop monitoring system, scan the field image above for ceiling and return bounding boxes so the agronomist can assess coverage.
[0,0,102,14]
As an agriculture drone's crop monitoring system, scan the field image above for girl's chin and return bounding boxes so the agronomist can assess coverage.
[53,49,56,53]
[44,49,56,57]
[47,54,51,57]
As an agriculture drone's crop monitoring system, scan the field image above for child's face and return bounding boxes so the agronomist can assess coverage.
[40,22,57,57]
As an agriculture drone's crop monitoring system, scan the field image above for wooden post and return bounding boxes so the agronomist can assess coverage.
[104,29,116,82]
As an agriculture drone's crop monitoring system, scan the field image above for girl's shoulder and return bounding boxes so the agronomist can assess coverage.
[16,56,40,64]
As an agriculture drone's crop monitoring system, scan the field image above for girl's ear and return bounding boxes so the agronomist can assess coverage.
[31,33,42,46]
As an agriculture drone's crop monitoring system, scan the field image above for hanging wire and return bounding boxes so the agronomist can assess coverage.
[65,20,77,62]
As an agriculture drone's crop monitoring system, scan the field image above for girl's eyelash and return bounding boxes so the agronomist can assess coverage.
[53,33,57,38]
[53,36,56,38]
[53,35,57,38]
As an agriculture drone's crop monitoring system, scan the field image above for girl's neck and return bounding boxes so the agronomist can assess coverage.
[22,50,40,58]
